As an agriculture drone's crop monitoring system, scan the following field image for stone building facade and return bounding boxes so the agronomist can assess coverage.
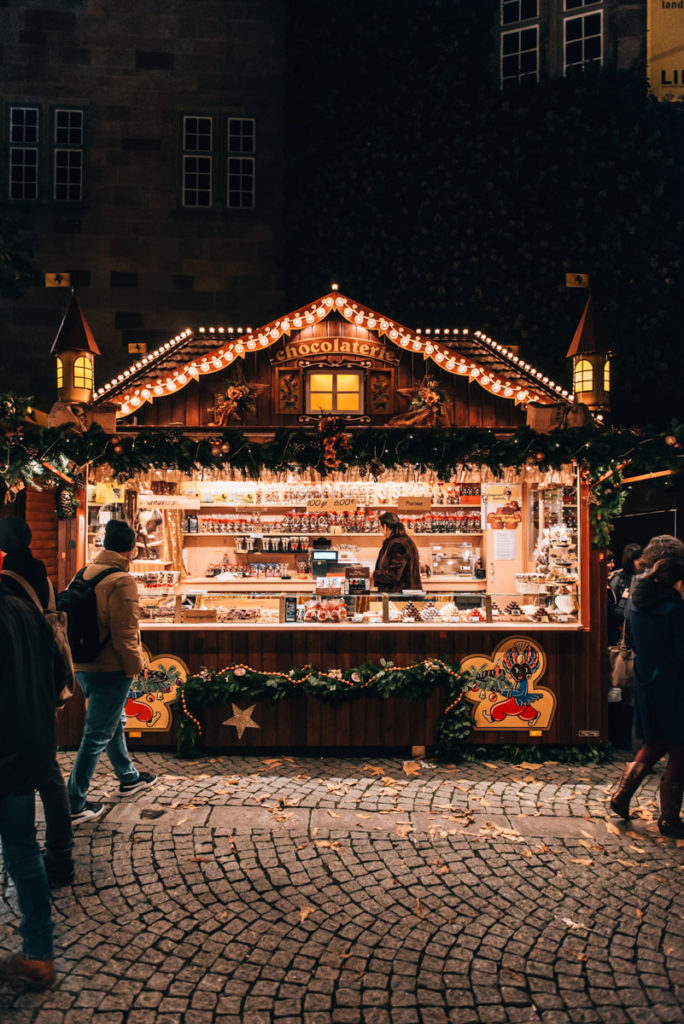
[495,0,646,88]
[0,0,285,401]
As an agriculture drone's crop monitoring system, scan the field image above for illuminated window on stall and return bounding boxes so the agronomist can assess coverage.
[307,370,363,414]
[574,359,593,393]
[73,355,93,390]
[56,357,64,390]
[603,359,610,392]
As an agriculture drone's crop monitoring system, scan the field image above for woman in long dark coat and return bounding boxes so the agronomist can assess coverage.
[609,554,684,837]
[372,512,422,593]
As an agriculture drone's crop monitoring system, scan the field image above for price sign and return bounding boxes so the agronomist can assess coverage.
[306,497,359,512]
[397,495,432,512]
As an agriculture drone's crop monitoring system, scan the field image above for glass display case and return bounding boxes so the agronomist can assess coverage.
[87,468,583,629]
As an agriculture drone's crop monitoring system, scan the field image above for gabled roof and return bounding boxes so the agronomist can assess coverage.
[566,295,612,358]
[50,290,101,356]
[94,292,572,418]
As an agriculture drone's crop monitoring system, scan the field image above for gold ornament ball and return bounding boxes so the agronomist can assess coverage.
[113,443,123,454]
[665,435,678,446]
[535,451,545,462]
[220,442,231,454]
[211,444,221,457]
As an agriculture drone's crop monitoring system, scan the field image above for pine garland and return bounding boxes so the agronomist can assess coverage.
[174,657,471,757]
[1,391,682,545]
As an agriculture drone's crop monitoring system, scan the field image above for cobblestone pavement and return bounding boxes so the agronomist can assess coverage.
[2,751,683,1024]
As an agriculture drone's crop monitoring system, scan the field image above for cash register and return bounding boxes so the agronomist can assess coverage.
[311,548,338,577]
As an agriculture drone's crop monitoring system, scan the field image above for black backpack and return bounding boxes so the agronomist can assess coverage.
[56,566,124,662]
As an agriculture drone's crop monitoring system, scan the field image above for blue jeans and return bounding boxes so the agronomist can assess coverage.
[0,792,54,959]
[67,671,139,813]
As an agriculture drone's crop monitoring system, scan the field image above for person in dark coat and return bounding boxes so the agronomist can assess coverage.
[608,543,643,644]
[0,578,62,988]
[0,517,74,887]
[609,554,684,837]
[372,512,422,592]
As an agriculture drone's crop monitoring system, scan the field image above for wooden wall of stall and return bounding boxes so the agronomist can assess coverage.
[130,316,526,432]
[56,551,607,752]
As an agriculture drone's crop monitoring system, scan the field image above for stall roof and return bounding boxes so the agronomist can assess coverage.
[93,292,573,418]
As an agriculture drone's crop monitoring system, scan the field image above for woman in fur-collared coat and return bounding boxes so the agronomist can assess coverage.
[372,512,422,593]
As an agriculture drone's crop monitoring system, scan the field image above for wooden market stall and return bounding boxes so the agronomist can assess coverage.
[55,291,607,753]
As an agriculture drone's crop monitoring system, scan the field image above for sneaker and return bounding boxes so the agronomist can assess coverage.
[70,801,104,825]
[119,771,157,795]
[0,952,56,988]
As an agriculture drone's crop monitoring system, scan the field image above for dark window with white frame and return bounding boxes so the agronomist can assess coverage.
[53,108,84,201]
[182,115,213,207]
[501,27,539,87]
[227,118,255,209]
[564,11,602,72]
[8,106,39,200]
[501,0,538,25]
[564,0,601,9]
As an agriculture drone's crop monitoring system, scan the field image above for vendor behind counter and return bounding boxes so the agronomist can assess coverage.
[373,512,422,593]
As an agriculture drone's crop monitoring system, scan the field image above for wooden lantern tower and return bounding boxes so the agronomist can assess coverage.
[49,289,100,404]
[566,294,612,415]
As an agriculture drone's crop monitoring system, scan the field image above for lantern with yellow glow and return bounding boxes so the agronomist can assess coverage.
[566,295,611,414]
[50,289,100,404]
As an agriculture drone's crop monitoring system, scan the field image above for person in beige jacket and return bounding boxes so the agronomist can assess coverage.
[67,520,156,823]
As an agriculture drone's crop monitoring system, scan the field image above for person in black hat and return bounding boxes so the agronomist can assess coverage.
[0,517,74,888]
[66,518,156,824]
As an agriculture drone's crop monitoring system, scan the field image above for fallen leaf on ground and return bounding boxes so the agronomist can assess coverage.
[356,812,370,819]
[629,844,645,853]
[481,762,498,770]
[414,898,424,918]
[635,908,643,920]
[604,820,621,836]
[571,858,594,865]
[617,860,637,867]
[479,797,489,807]
[328,810,341,818]
[403,761,421,776]
[362,764,385,776]
[576,952,588,962]
[299,906,316,922]
[395,823,413,838]
[561,917,590,931]
[189,857,208,864]
[315,839,341,850]
[295,774,309,780]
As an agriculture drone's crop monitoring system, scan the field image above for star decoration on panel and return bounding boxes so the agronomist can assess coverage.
[222,703,261,739]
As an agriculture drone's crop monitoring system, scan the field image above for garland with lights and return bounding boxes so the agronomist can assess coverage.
[174,657,472,757]
[1,392,682,544]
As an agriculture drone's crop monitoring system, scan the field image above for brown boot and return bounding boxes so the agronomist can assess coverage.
[0,952,56,988]
[609,761,650,821]
[658,780,684,838]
